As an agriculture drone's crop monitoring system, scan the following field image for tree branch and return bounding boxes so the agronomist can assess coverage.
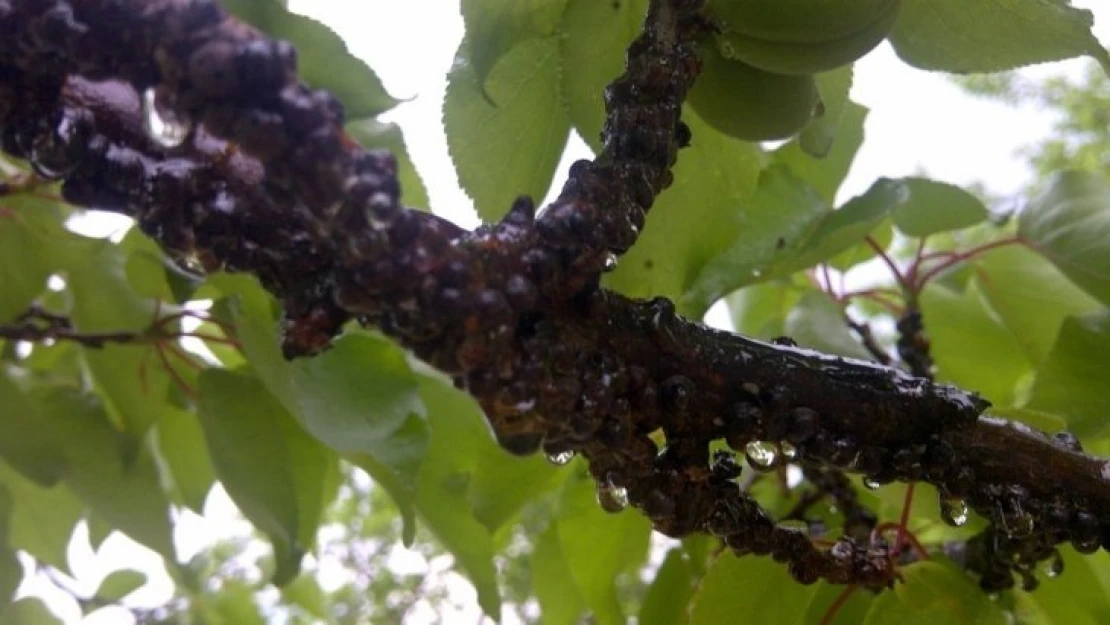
[0,0,1107,593]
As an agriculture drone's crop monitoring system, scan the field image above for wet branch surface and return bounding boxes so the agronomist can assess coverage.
[1,0,1109,593]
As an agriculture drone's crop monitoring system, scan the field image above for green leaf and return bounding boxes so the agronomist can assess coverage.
[0,461,82,573]
[444,36,571,222]
[640,548,695,625]
[198,369,339,585]
[218,0,398,118]
[785,291,876,360]
[556,469,652,625]
[889,0,1110,74]
[413,375,501,619]
[974,245,1102,365]
[153,407,217,514]
[689,553,820,624]
[95,569,147,602]
[805,582,874,625]
[34,388,175,560]
[727,280,805,340]
[799,67,855,159]
[0,368,66,486]
[0,597,64,625]
[774,102,868,204]
[1018,170,1110,307]
[282,574,330,621]
[194,580,266,625]
[920,281,1033,407]
[786,178,906,271]
[675,166,828,315]
[1013,549,1110,625]
[0,546,17,611]
[467,446,562,535]
[1028,312,1110,439]
[532,524,587,625]
[558,0,648,153]
[345,118,430,211]
[67,239,169,437]
[290,333,427,492]
[211,276,427,542]
[461,0,568,87]
[892,178,989,237]
[862,560,1005,625]
[0,211,50,322]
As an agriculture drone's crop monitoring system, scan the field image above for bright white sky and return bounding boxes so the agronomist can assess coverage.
[15,1,1110,623]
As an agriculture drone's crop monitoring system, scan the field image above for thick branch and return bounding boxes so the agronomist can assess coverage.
[1,0,1108,592]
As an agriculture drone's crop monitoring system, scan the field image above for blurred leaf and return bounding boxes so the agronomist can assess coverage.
[195,580,266,625]
[891,177,989,237]
[828,217,893,271]
[556,469,652,625]
[219,0,398,117]
[640,548,695,625]
[862,560,1005,624]
[974,245,1102,365]
[0,461,82,573]
[559,0,648,152]
[806,582,874,625]
[0,211,49,322]
[346,118,430,211]
[1018,170,1110,307]
[35,387,175,560]
[0,597,64,625]
[199,369,340,585]
[799,67,854,159]
[444,36,571,222]
[1013,549,1110,625]
[689,553,819,624]
[532,524,587,625]
[95,569,146,602]
[0,368,65,486]
[920,281,1032,407]
[67,239,168,437]
[727,280,806,340]
[785,291,875,360]
[413,374,502,619]
[467,446,562,535]
[282,574,330,621]
[1028,312,1110,439]
[775,102,868,204]
[461,0,568,87]
[0,546,17,611]
[154,407,216,514]
[890,0,1110,74]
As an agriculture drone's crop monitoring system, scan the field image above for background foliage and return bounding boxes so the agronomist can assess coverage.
[2,0,1110,623]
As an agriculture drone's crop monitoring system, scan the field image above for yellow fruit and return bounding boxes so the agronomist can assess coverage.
[708,0,903,75]
[687,45,818,142]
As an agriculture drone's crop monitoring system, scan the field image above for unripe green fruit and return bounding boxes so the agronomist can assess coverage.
[708,0,903,75]
[687,46,817,142]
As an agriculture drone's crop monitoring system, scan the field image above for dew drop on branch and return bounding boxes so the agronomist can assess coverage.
[745,441,779,471]
[546,450,575,466]
[940,497,969,527]
[597,482,629,513]
[1045,551,1064,578]
[862,476,882,491]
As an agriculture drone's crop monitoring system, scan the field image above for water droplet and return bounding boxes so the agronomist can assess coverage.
[142,89,190,147]
[779,441,798,461]
[546,451,575,466]
[940,497,969,527]
[1043,551,1064,578]
[603,252,619,272]
[751,268,763,278]
[776,519,809,534]
[745,441,779,471]
[597,483,628,513]
[862,476,882,491]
